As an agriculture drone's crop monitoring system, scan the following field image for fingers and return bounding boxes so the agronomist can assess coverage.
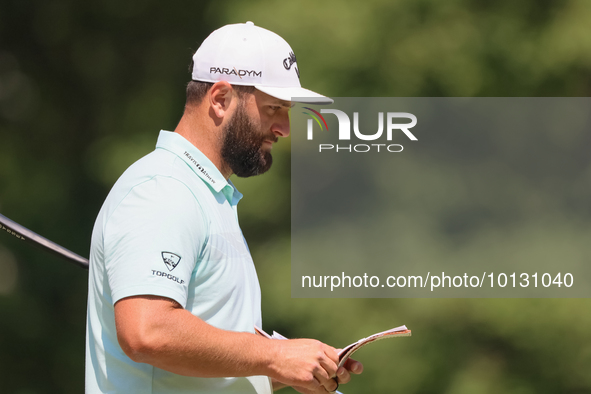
[316,374,338,393]
[344,358,364,375]
[334,357,364,385]
[294,376,336,394]
[270,339,343,392]
[292,385,331,394]
[336,366,351,384]
[314,347,339,392]
[294,347,362,392]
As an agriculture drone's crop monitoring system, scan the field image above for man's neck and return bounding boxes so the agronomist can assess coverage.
[174,111,232,179]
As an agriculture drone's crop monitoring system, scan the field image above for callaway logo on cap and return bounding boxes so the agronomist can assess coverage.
[192,21,333,104]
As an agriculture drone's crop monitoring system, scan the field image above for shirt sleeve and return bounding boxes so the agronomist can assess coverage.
[103,176,208,307]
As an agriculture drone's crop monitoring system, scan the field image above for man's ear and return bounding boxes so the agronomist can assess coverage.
[208,81,235,119]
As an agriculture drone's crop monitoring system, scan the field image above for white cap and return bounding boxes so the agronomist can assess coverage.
[192,22,333,104]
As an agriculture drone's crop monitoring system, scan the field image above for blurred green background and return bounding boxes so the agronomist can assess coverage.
[1,0,591,393]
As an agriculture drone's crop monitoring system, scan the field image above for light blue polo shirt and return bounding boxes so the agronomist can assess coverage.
[86,130,272,394]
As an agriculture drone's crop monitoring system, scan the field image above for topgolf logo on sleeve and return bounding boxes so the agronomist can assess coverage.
[161,252,181,271]
[303,107,417,153]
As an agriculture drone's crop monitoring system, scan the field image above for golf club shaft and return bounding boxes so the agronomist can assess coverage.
[0,213,89,269]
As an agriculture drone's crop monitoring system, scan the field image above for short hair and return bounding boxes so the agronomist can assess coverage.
[185,78,256,111]
[186,80,214,105]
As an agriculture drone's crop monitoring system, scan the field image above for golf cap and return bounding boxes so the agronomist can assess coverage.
[192,21,333,104]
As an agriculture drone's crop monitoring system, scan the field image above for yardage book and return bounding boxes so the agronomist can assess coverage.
[254,325,411,367]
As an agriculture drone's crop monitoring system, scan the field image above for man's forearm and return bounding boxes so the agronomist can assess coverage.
[116,296,276,378]
[115,295,340,392]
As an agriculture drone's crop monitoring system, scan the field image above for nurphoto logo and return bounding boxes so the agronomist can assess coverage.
[303,108,417,153]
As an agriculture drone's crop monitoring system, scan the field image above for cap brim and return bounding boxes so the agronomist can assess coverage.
[255,85,333,104]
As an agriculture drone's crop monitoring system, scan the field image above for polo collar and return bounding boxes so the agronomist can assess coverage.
[155,130,243,204]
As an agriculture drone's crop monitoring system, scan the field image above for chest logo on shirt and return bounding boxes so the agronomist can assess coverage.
[161,252,181,271]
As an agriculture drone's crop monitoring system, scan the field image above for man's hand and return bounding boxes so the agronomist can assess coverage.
[270,342,364,393]
[268,338,339,392]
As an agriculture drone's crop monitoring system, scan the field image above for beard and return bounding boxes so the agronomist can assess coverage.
[221,100,277,178]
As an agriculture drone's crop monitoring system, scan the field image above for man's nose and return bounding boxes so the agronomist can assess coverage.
[272,111,290,138]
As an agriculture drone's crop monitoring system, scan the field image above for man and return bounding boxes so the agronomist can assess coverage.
[86,22,362,393]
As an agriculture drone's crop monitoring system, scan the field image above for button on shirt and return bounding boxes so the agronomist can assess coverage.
[86,130,272,394]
